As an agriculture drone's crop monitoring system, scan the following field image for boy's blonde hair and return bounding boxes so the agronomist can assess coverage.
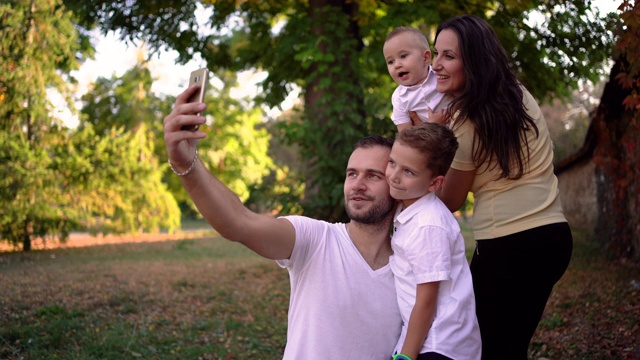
[396,123,458,176]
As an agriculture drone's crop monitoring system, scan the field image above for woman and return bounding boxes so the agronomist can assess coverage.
[430,15,573,359]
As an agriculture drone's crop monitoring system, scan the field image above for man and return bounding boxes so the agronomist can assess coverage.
[163,84,401,359]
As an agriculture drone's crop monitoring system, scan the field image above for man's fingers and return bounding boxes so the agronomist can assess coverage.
[164,104,206,130]
[176,84,201,105]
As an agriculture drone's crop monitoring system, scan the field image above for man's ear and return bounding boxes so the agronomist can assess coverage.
[428,175,445,192]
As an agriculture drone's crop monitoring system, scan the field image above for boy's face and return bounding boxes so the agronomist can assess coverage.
[385,141,442,208]
[383,32,431,87]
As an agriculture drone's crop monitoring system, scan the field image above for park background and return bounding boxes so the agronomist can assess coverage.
[1,0,639,358]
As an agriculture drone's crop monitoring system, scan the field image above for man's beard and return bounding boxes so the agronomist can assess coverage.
[345,195,395,224]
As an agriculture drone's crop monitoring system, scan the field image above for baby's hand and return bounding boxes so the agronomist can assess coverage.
[428,107,448,125]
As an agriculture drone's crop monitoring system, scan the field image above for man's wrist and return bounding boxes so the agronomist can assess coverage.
[168,148,198,176]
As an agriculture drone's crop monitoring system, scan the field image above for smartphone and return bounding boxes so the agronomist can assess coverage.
[182,67,209,131]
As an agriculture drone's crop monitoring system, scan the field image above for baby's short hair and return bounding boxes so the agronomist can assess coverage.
[385,27,430,51]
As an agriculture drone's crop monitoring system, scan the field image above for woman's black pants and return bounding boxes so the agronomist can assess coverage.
[471,222,573,360]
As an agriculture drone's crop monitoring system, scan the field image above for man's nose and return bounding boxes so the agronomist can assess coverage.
[352,176,367,191]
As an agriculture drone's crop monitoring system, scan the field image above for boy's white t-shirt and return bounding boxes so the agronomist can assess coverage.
[391,67,451,126]
[390,193,481,359]
[276,215,402,360]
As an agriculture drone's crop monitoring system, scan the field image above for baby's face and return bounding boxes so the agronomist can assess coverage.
[383,32,431,87]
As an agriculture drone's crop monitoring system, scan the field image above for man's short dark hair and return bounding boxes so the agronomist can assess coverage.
[354,135,394,150]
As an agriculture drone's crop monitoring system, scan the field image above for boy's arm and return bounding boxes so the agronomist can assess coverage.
[399,281,439,359]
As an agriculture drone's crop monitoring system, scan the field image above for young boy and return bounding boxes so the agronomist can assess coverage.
[386,123,481,360]
[383,27,452,131]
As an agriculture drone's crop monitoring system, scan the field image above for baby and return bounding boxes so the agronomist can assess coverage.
[383,27,452,131]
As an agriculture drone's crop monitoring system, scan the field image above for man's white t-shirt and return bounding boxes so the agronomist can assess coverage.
[391,67,451,126]
[390,193,481,359]
[276,215,402,359]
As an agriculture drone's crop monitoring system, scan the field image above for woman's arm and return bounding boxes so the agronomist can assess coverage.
[437,168,475,212]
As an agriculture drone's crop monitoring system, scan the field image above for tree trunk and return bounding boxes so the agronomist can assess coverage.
[303,0,366,221]
[592,58,640,259]
[23,222,32,252]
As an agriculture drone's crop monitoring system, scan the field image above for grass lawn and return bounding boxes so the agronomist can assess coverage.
[1,225,638,359]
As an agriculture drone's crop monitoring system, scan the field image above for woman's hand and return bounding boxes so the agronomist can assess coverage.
[409,111,422,126]
[427,107,448,125]
[163,85,208,172]
[408,108,448,127]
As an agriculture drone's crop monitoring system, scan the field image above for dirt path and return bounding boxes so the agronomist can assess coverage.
[0,230,216,253]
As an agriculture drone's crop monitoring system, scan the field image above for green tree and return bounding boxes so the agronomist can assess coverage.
[0,131,75,251]
[75,58,203,213]
[56,124,181,235]
[0,1,182,250]
[76,57,174,182]
[68,0,616,220]
[78,57,166,135]
[78,56,169,150]
[77,55,272,222]
[194,70,274,203]
[246,112,306,215]
[0,0,93,250]
[0,0,93,133]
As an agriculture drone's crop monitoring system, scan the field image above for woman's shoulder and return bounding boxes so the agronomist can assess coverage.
[518,84,543,120]
[451,112,474,133]
[518,84,538,105]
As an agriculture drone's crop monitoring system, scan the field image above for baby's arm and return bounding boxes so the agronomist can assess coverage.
[399,281,439,359]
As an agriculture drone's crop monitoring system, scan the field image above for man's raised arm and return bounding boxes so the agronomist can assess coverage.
[163,85,295,260]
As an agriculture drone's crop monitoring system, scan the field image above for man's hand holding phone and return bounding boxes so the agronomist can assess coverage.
[181,68,209,131]
[164,68,210,176]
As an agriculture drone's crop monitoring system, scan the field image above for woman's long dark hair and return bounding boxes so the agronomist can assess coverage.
[436,15,538,179]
